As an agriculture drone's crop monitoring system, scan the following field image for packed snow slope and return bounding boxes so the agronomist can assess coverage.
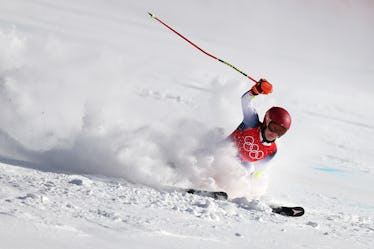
[0,0,373,249]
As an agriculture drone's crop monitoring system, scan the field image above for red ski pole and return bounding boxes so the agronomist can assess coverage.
[148,12,258,84]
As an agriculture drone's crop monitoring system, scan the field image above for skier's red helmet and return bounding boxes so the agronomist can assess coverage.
[264,107,292,130]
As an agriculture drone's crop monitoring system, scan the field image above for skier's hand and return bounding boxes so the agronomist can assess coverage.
[250,79,273,95]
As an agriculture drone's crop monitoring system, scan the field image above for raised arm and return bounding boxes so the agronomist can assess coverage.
[240,79,273,130]
[240,91,260,129]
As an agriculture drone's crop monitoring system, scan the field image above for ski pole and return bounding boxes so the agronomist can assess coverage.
[148,12,258,84]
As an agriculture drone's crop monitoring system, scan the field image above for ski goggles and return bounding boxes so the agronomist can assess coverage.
[267,122,287,137]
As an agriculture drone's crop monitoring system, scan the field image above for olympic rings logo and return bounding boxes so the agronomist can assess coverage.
[242,136,264,160]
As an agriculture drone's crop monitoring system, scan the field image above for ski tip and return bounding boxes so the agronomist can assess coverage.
[272,206,305,217]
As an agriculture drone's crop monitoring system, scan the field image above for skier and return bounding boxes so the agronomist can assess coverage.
[229,79,291,177]
[190,86,303,216]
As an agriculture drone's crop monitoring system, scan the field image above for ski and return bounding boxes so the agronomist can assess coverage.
[185,189,304,217]
[185,189,229,200]
[271,206,305,217]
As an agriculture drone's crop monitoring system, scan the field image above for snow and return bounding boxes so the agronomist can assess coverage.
[0,0,374,248]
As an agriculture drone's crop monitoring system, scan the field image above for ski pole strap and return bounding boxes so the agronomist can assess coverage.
[148,12,258,84]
